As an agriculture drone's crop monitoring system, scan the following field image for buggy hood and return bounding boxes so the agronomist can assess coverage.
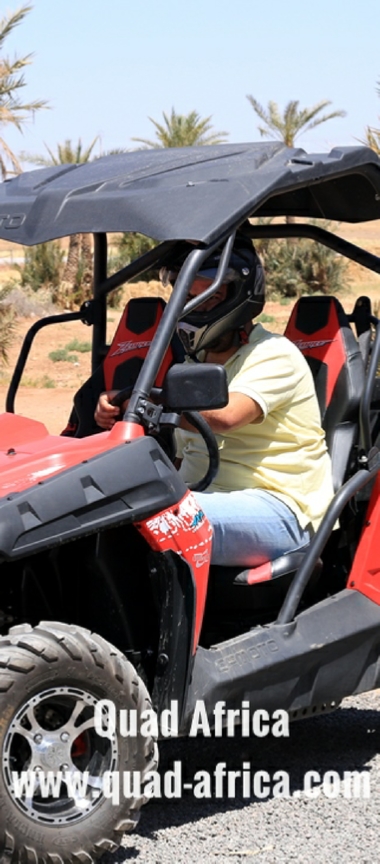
[0,143,379,246]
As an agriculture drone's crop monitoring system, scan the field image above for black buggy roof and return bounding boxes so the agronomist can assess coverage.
[0,142,380,246]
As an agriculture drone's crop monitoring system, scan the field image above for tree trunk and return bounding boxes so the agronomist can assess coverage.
[81,233,93,273]
[62,233,80,284]
[285,214,296,243]
[79,234,93,303]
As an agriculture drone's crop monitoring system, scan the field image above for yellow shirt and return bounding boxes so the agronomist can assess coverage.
[175,324,334,532]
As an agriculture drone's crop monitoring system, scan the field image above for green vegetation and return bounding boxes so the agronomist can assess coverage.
[14,373,56,388]
[48,339,90,363]
[246,97,346,148]
[22,137,99,308]
[108,233,159,296]
[362,81,380,155]
[0,285,17,363]
[255,221,348,299]
[0,5,48,178]
[65,339,91,353]
[257,313,275,323]
[24,137,99,167]
[48,348,78,363]
[246,98,346,226]
[16,242,65,295]
[132,108,228,148]
[41,375,55,388]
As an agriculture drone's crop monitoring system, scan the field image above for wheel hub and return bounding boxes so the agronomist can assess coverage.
[2,686,118,824]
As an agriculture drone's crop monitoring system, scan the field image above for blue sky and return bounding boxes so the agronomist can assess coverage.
[2,0,380,165]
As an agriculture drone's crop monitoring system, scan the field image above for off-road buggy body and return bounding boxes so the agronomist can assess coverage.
[0,142,379,860]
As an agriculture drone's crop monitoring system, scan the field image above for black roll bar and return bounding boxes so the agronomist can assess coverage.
[276,457,380,626]
[244,223,380,275]
[360,318,380,453]
[91,233,108,372]
[5,236,181,407]
[5,310,87,414]
[124,234,237,425]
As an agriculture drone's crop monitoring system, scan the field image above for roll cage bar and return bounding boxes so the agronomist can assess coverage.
[6,221,380,434]
[5,219,380,627]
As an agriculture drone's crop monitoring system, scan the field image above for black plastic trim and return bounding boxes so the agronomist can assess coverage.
[181,590,380,734]
[151,550,196,722]
[0,437,187,559]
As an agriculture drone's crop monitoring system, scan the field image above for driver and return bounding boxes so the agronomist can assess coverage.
[95,236,335,567]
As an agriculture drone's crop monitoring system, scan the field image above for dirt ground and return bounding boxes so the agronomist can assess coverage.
[1,221,380,436]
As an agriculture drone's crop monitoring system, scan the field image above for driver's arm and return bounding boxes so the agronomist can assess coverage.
[181,391,263,433]
[95,389,262,432]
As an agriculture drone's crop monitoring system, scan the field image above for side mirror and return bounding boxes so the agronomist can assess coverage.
[161,363,228,411]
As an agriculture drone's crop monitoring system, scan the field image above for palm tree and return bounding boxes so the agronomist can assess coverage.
[31,138,100,167]
[363,126,380,155]
[0,5,48,178]
[246,97,346,224]
[132,108,228,148]
[362,80,380,156]
[24,138,99,296]
[246,97,346,148]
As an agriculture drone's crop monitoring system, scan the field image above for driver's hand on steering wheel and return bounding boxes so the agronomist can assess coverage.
[95,391,128,430]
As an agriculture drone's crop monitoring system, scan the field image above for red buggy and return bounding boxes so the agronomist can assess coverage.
[0,143,378,860]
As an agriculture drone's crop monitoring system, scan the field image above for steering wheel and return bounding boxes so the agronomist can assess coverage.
[110,389,219,492]
[110,386,134,408]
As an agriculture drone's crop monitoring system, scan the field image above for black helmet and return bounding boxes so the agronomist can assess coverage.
[162,236,265,355]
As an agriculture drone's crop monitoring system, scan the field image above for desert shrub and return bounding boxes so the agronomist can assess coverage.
[107,233,159,307]
[41,375,56,388]
[2,285,56,316]
[65,338,91,353]
[14,241,94,310]
[257,312,275,323]
[115,232,158,273]
[48,348,78,363]
[48,339,90,363]
[253,220,348,299]
[16,242,65,294]
[0,285,17,364]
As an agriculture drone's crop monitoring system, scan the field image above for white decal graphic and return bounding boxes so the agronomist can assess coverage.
[146,494,206,539]
[110,340,152,358]
[193,549,210,568]
[294,338,335,350]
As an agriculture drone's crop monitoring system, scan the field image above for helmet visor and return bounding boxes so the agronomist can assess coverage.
[159,265,237,289]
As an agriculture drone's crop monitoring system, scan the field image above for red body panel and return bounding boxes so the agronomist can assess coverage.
[348,474,380,603]
[0,413,143,495]
[246,562,272,584]
[137,490,213,653]
[0,413,211,650]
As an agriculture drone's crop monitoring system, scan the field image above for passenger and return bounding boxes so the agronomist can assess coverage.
[95,237,334,567]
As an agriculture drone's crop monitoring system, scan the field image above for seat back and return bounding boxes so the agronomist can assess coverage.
[284,296,365,490]
[62,297,183,438]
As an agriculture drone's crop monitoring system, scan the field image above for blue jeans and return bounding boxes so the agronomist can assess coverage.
[194,488,311,567]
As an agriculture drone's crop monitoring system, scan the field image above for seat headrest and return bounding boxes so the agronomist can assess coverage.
[284,296,365,428]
